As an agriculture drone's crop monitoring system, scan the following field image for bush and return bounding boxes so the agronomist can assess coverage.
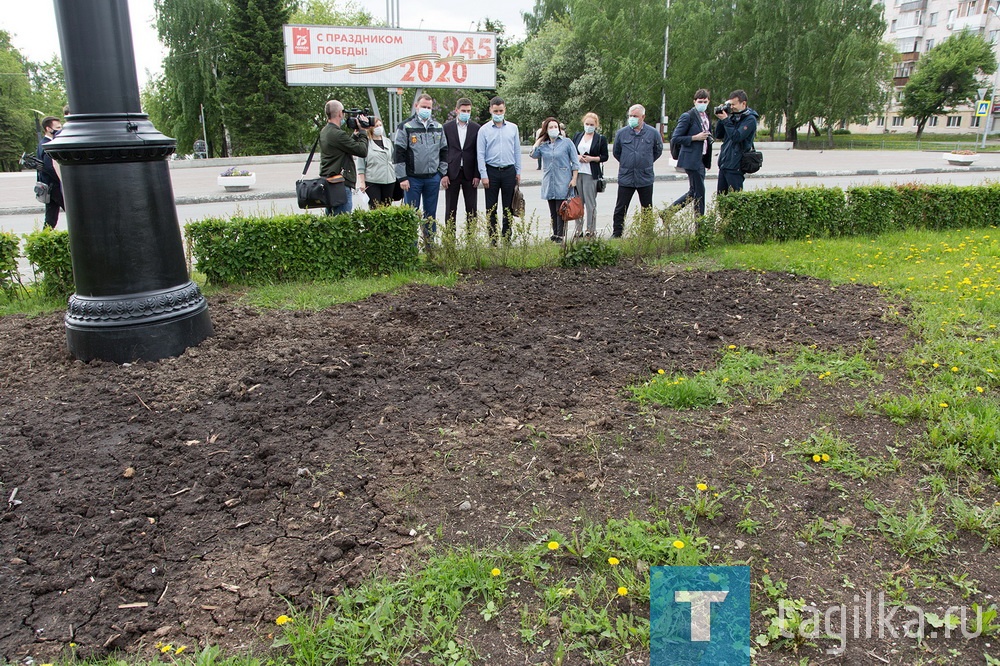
[558,237,622,268]
[184,208,420,285]
[22,229,74,298]
[0,232,21,299]
[715,186,847,244]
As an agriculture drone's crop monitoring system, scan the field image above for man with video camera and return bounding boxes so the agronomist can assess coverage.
[713,89,759,194]
[320,100,370,215]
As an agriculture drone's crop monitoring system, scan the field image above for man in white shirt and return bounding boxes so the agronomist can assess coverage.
[442,98,481,233]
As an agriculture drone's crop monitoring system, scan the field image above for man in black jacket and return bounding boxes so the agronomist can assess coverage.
[714,89,759,194]
[37,116,64,229]
[670,89,713,216]
[441,98,481,233]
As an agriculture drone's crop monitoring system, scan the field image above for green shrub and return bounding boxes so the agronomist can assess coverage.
[558,237,622,268]
[844,186,900,236]
[716,186,846,244]
[0,232,21,299]
[184,208,420,285]
[22,229,74,298]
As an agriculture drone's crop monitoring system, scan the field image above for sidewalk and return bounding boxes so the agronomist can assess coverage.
[3,147,999,216]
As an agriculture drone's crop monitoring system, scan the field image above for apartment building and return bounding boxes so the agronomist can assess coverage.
[849,0,1000,135]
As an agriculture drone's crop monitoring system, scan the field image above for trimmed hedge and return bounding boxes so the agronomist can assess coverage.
[22,229,74,298]
[716,183,1000,244]
[184,208,421,285]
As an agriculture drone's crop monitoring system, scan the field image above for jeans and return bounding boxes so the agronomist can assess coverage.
[404,174,441,240]
[673,168,707,216]
[611,184,654,238]
[325,187,353,216]
[718,169,745,194]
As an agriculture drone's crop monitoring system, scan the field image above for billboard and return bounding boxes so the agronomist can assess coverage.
[283,25,497,89]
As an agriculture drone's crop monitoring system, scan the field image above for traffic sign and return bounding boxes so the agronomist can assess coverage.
[976,100,992,117]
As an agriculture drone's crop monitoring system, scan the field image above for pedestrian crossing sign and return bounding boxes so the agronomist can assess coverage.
[976,100,992,117]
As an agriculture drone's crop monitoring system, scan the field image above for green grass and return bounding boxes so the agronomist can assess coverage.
[794,132,1000,152]
[222,271,458,310]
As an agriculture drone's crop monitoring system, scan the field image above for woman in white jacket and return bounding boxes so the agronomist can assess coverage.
[356,119,396,209]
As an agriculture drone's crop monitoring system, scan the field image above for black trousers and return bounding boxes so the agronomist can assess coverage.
[365,181,395,209]
[444,171,478,230]
[484,165,516,240]
[547,199,566,239]
[612,184,654,238]
[672,168,707,216]
[718,169,745,194]
[44,188,63,229]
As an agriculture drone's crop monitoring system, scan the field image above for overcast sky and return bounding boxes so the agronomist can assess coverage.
[2,0,531,89]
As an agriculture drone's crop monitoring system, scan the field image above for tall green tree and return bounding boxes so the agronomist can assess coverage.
[0,30,34,171]
[154,0,229,156]
[522,0,570,38]
[221,0,299,155]
[26,56,67,119]
[901,31,997,138]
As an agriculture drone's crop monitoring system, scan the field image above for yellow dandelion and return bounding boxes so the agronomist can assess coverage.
[160,644,173,654]
[608,557,620,566]
[491,568,501,577]
[175,646,188,655]
[276,615,293,626]
[812,454,821,462]
[939,402,949,408]
[559,587,575,597]
[976,386,984,393]
[696,482,708,492]
[673,540,685,549]
[657,368,665,375]
[617,586,629,596]
[821,454,830,462]
[548,541,560,551]
[932,363,940,368]
[727,344,737,350]
[951,366,959,373]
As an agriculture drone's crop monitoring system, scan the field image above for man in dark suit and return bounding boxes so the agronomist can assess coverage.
[441,98,481,233]
[37,116,64,229]
[670,89,714,217]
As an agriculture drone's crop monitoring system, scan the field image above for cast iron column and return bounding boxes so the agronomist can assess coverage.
[46,0,213,363]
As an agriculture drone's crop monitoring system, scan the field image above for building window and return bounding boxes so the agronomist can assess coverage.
[891,19,897,32]
[947,8,957,26]
[971,116,981,127]
[947,116,962,127]
[892,116,905,127]
[925,38,935,51]
[877,116,886,127]
[859,117,870,125]
[929,12,938,26]
[990,30,998,44]
[928,116,939,127]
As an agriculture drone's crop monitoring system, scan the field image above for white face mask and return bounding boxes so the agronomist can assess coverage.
[695,102,709,113]
[373,126,384,137]
[547,128,560,139]
[584,124,596,134]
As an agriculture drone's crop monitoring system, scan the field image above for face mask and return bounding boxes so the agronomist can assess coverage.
[695,102,708,112]
[458,111,471,123]
[627,117,640,129]
[373,126,384,137]
[584,125,596,134]
[416,107,432,121]
[547,128,560,139]
[492,113,505,123]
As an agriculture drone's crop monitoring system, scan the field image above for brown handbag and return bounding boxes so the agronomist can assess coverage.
[512,185,526,217]
[558,188,584,221]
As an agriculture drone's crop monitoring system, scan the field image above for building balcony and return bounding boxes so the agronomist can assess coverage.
[898,51,921,63]
[895,24,925,39]
[949,13,987,31]
[893,76,911,87]
[899,0,927,12]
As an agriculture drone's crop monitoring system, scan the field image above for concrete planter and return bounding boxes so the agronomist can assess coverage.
[217,173,256,191]
[944,153,977,166]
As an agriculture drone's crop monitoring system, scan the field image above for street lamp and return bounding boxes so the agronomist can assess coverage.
[982,3,1000,148]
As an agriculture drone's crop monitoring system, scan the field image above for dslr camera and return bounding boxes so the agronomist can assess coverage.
[714,101,732,116]
[19,152,43,171]
[344,108,373,130]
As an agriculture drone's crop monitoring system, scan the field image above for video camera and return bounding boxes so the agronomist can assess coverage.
[19,152,44,171]
[344,108,373,130]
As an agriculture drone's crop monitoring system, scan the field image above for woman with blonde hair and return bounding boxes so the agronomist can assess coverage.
[571,112,609,237]
[357,118,396,208]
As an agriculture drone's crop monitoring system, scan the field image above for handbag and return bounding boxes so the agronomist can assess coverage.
[34,181,51,204]
[595,161,606,193]
[558,187,584,221]
[740,141,763,174]
[295,129,347,210]
[512,185,526,218]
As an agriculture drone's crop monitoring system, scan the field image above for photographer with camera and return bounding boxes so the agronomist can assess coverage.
[36,116,64,228]
[713,89,758,194]
[320,100,370,215]
[394,94,448,244]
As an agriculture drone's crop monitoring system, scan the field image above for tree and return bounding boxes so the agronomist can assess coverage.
[26,56,67,119]
[901,31,997,138]
[154,0,229,156]
[0,30,34,171]
[522,0,570,38]
[221,0,299,155]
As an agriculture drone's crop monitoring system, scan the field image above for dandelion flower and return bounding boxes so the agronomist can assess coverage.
[976,386,985,393]
[697,483,708,492]
[951,366,959,373]
[939,402,949,408]
[175,646,188,655]
[657,369,665,375]
[548,541,560,551]
[727,344,737,350]
[812,454,821,462]
[160,644,173,654]
[618,586,629,596]
[608,557,620,566]
[673,540,685,549]
[491,568,501,577]
[276,615,293,626]
[821,454,830,462]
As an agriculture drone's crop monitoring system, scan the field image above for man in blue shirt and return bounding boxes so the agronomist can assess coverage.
[476,96,521,243]
[611,104,663,238]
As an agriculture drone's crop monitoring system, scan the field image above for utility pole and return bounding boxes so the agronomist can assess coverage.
[660,0,671,138]
[982,3,1000,149]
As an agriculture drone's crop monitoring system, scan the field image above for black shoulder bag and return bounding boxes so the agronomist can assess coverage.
[296,129,347,210]
[740,139,763,174]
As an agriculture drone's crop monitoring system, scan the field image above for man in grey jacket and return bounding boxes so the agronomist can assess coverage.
[394,94,448,242]
[611,104,663,238]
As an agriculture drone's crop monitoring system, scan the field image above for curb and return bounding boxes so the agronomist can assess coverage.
[3,165,1000,216]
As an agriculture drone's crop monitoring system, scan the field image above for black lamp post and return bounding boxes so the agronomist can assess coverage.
[45,0,213,363]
